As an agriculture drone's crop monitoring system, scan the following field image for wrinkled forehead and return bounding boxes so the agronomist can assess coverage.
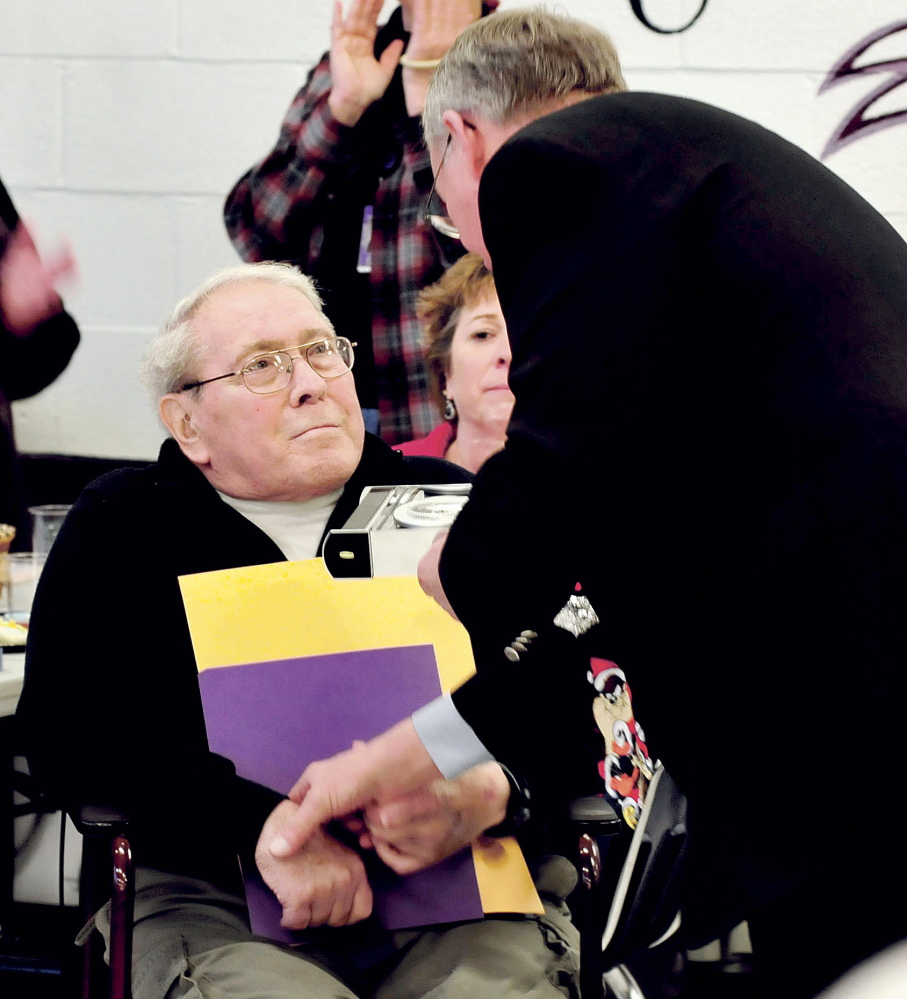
[193,281,334,365]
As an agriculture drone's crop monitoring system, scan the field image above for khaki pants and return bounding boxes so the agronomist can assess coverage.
[88,857,580,999]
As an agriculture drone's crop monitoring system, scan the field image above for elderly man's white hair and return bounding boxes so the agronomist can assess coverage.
[423,7,626,148]
[141,261,330,402]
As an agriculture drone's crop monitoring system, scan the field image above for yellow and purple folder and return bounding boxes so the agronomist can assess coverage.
[179,558,542,936]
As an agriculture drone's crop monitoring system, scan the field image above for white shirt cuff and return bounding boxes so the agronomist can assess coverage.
[412,693,495,779]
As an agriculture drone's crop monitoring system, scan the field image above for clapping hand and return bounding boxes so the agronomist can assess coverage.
[404,0,482,62]
[401,0,482,116]
[0,222,76,335]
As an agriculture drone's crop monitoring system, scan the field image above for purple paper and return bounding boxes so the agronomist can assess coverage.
[199,645,483,930]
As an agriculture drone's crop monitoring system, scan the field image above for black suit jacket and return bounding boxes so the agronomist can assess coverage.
[441,93,907,931]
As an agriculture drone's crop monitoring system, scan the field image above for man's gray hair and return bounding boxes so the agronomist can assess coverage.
[141,261,328,401]
[423,8,626,147]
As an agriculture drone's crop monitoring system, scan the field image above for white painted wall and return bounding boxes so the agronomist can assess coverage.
[2,0,905,459]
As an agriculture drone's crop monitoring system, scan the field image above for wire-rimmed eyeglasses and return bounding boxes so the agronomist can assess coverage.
[423,134,461,241]
[179,337,356,395]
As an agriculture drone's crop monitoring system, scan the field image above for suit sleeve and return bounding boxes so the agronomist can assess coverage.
[1,309,80,401]
[17,479,263,889]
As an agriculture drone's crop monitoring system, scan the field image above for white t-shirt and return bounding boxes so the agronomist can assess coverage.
[216,488,343,562]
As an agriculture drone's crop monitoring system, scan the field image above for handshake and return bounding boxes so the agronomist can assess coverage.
[256,760,510,929]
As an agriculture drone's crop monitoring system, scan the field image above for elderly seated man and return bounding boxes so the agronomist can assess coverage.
[16,262,583,999]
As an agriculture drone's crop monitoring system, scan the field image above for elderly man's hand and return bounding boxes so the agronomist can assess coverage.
[355,762,510,875]
[256,800,373,928]
[0,223,76,335]
[328,0,405,127]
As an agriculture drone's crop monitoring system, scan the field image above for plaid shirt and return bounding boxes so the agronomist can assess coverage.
[224,10,465,443]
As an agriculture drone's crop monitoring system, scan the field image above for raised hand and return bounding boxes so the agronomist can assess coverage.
[404,0,482,61]
[327,0,405,126]
[401,0,482,117]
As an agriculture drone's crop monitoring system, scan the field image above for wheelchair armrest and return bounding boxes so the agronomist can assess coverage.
[569,796,623,999]
[570,795,623,827]
[69,805,134,999]
[69,803,132,914]
[70,804,130,838]
[570,795,622,888]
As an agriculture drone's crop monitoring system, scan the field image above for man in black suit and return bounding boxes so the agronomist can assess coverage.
[271,11,907,996]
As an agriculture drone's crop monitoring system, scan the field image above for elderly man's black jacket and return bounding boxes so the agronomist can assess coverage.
[18,434,469,891]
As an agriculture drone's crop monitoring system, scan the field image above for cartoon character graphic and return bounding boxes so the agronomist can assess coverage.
[588,657,654,829]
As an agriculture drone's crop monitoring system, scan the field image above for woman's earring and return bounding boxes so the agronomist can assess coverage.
[443,395,457,421]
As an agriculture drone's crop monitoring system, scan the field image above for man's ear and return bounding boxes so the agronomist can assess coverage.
[443,110,487,180]
[160,394,209,465]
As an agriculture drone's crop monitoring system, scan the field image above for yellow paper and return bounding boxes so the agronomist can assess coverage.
[180,557,542,916]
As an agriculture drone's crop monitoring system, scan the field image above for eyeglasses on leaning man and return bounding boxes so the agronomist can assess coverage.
[180,337,356,395]
[423,134,461,242]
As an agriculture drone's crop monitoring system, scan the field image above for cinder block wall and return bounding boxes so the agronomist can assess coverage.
[2,0,905,459]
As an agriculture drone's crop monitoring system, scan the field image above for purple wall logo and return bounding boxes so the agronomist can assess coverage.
[820,20,907,159]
